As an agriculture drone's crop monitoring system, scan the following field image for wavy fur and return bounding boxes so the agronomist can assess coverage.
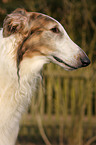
[0,8,90,145]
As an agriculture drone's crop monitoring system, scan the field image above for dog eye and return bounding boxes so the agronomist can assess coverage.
[50,27,60,33]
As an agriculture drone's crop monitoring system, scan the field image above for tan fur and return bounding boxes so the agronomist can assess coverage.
[0,8,90,145]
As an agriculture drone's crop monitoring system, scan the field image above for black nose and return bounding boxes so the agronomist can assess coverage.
[80,57,91,67]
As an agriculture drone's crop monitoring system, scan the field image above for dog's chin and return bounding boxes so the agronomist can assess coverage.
[55,63,78,71]
[62,66,77,71]
[49,55,79,71]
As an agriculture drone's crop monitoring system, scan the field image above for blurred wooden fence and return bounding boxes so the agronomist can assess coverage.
[0,0,96,144]
[19,64,96,145]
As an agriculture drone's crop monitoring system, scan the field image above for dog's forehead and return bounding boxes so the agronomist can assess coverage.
[30,12,62,29]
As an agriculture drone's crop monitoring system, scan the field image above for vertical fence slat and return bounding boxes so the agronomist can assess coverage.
[54,77,61,119]
[63,78,69,119]
[71,79,76,116]
[78,79,84,145]
[47,76,53,118]
[86,79,92,120]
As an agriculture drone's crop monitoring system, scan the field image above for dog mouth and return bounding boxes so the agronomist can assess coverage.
[52,55,78,69]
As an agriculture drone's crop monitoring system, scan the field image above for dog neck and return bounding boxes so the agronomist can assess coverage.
[0,29,46,145]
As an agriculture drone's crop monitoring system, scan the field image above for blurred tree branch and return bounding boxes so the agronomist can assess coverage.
[85,136,96,145]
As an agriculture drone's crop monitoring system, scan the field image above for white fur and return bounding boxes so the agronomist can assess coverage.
[0,10,90,145]
[0,29,47,145]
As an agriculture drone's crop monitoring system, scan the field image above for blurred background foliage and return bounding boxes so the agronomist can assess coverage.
[0,0,96,145]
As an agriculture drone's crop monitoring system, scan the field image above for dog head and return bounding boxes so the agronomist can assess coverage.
[3,8,90,77]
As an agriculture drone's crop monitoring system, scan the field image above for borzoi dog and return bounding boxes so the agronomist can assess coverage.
[0,8,90,145]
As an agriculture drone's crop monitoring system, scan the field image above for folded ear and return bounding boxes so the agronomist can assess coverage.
[3,8,29,37]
